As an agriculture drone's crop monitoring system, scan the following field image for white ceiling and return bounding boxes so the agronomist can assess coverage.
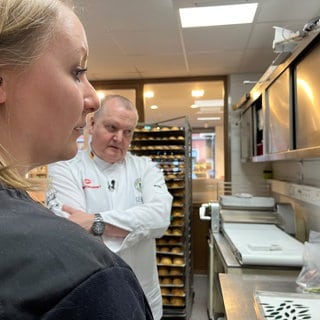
[73,0,320,127]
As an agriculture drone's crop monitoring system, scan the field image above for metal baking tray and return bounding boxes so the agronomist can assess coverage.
[254,290,320,320]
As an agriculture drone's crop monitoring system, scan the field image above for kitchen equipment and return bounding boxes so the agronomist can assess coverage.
[201,194,301,267]
[201,188,302,320]
[222,223,303,266]
[200,194,296,236]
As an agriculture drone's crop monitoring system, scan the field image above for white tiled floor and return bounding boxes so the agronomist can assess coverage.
[190,274,209,320]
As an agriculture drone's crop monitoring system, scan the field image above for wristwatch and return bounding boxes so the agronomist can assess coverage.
[91,213,105,236]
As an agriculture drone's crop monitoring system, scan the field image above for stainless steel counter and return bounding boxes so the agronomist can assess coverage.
[219,273,298,320]
[208,231,301,319]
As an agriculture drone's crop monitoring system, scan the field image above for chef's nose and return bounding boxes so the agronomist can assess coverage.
[112,130,124,142]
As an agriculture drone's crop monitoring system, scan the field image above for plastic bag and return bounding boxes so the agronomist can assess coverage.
[296,230,320,293]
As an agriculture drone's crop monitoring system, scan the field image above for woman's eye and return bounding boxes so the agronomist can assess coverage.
[73,67,87,81]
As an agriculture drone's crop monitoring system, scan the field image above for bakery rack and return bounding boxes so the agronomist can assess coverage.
[130,117,193,320]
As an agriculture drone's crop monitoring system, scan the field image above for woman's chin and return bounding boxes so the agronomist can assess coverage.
[61,144,79,161]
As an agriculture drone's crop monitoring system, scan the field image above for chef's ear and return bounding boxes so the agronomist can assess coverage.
[87,113,95,134]
[0,77,6,104]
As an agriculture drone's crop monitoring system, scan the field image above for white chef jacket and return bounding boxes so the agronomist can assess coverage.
[47,148,172,320]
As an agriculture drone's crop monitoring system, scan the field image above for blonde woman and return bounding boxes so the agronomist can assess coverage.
[0,0,153,319]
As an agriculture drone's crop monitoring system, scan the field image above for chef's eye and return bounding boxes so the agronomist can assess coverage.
[123,129,133,137]
[105,124,117,132]
[73,67,87,81]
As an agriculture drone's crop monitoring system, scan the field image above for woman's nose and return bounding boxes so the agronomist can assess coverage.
[84,82,100,113]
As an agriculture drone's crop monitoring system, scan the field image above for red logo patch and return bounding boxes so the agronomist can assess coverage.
[82,178,101,189]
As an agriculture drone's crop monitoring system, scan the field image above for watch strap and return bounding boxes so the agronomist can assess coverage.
[91,213,105,236]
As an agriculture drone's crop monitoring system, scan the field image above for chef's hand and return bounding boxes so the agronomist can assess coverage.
[62,204,130,238]
[62,205,94,232]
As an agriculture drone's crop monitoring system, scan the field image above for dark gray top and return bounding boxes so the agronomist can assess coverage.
[0,185,153,319]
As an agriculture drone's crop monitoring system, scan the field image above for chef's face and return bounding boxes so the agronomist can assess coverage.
[1,6,99,169]
[89,98,137,163]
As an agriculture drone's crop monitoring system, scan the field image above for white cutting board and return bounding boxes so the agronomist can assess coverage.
[223,223,304,266]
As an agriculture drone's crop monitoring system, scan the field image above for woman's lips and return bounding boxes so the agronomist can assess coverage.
[74,125,85,134]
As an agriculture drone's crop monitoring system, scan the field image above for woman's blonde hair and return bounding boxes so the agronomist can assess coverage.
[0,0,73,189]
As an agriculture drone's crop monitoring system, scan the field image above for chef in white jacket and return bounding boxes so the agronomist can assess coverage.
[47,94,173,320]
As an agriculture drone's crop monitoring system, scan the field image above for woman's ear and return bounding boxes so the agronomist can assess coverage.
[0,77,6,104]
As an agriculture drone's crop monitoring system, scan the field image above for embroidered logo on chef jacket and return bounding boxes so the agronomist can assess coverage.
[134,178,143,203]
[82,178,101,189]
[46,187,68,218]
[134,178,142,192]
[46,188,59,209]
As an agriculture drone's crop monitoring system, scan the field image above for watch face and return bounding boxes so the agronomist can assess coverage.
[92,221,105,236]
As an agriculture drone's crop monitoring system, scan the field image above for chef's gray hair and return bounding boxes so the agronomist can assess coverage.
[96,94,139,124]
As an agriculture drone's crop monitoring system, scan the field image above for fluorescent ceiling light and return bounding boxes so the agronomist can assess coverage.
[179,3,258,28]
[197,117,221,121]
[197,107,223,114]
[194,99,224,107]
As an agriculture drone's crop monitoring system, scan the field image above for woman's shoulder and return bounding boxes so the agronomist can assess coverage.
[0,185,126,273]
[0,186,138,318]
[43,260,153,320]
[0,186,119,269]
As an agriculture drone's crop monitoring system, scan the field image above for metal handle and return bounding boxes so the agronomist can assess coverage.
[199,205,211,221]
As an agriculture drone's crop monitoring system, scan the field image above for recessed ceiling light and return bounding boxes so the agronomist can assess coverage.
[97,91,106,101]
[179,3,258,28]
[150,105,159,110]
[144,91,154,98]
[192,89,204,97]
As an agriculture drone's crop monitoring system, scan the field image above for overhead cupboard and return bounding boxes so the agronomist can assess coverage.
[236,30,320,162]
